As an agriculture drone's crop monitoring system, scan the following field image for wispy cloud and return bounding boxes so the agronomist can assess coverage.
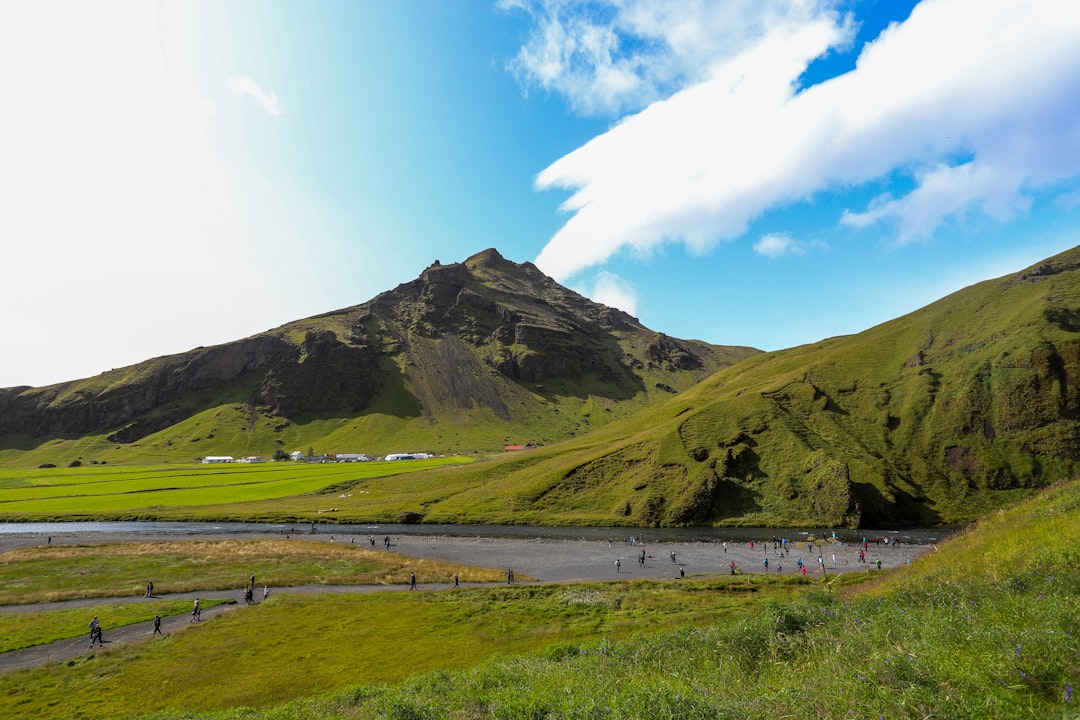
[499,0,830,116]
[227,75,283,117]
[753,233,824,258]
[580,270,638,316]
[525,0,1080,281]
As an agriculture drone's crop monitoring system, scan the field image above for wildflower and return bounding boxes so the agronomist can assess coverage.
[1066,683,1073,703]
[1015,644,1021,657]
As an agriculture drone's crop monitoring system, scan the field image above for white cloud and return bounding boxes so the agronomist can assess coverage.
[501,0,835,116]
[580,270,639,316]
[529,0,1080,281]
[754,234,802,258]
[227,75,284,117]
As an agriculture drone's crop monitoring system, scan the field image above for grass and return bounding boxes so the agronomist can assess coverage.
[117,477,1078,720]
[0,481,1075,718]
[0,538,506,604]
[0,577,806,720]
[0,598,228,653]
[0,458,470,520]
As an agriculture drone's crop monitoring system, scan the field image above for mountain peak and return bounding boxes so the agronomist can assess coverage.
[464,248,510,269]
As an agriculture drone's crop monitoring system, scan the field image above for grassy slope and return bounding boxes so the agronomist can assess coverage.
[0,252,759,469]
[141,477,1079,720]
[294,246,1079,528]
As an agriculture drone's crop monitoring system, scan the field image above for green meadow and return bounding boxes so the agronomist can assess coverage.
[0,479,1075,719]
[0,575,806,719]
[0,457,470,520]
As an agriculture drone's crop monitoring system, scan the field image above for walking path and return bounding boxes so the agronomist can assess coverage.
[0,532,927,674]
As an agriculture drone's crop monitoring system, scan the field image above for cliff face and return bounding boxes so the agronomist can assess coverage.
[0,249,759,452]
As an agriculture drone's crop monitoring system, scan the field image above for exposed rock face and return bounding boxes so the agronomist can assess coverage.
[0,249,759,445]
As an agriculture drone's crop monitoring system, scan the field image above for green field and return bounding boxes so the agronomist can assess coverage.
[0,480,1075,719]
[0,457,470,520]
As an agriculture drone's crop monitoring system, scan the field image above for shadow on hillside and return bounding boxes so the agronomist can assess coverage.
[709,479,762,521]
[855,481,944,527]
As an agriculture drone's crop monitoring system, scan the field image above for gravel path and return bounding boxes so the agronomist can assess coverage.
[0,532,928,674]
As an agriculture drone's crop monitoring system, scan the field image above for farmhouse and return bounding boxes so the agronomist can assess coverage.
[334,453,371,462]
[237,456,265,463]
[289,451,305,461]
[385,452,433,461]
[201,456,234,464]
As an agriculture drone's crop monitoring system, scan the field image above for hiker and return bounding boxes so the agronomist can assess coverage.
[145,581,154,598]
[410,572,416,590]
[191,598,201,622]
[679,566,685,578]
[615,558,621,572]
[89,616,102,647]
[153,615,163,636]
[763,558,768,570]
[730,560,736,575]
[876,559,882,570]
[454,574,459,588]
[670,551,677,564]
[263,585,270,601]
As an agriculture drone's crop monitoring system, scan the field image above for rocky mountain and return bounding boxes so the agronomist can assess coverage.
[379,244,1080,528]
[0,249,759,462]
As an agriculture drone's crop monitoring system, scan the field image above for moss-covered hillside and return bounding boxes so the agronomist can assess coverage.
[368,245,1080,527]
[0,249,758,466]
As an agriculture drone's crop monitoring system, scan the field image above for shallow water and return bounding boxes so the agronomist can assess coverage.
[0,520,955,545]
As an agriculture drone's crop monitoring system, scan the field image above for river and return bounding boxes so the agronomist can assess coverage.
[0,521,956,545]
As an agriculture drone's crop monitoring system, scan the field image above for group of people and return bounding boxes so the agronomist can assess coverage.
[87,573,273,643]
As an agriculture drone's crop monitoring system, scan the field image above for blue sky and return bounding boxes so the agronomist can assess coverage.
[1,0,1079,388]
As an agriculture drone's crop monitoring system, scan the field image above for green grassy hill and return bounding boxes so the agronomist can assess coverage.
[1,246,1077,528]
[323,245,1080,528]
[0,249,757,467]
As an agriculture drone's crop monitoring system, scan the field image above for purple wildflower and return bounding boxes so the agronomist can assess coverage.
[1066,683,1073,703]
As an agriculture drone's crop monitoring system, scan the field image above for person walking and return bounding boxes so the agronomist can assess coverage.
[191,598,201,622]
[153,615,163,636]
[454,573,459,588]
[89,616,102,647]
[410,572,416,590]
[263,585,270,601]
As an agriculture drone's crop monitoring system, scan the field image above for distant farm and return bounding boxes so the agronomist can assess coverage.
[0,457,471,522]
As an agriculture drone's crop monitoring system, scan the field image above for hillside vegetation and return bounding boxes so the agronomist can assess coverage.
[307,245,1080,528]
[0,249,756,467]
[0,246,1077,528]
